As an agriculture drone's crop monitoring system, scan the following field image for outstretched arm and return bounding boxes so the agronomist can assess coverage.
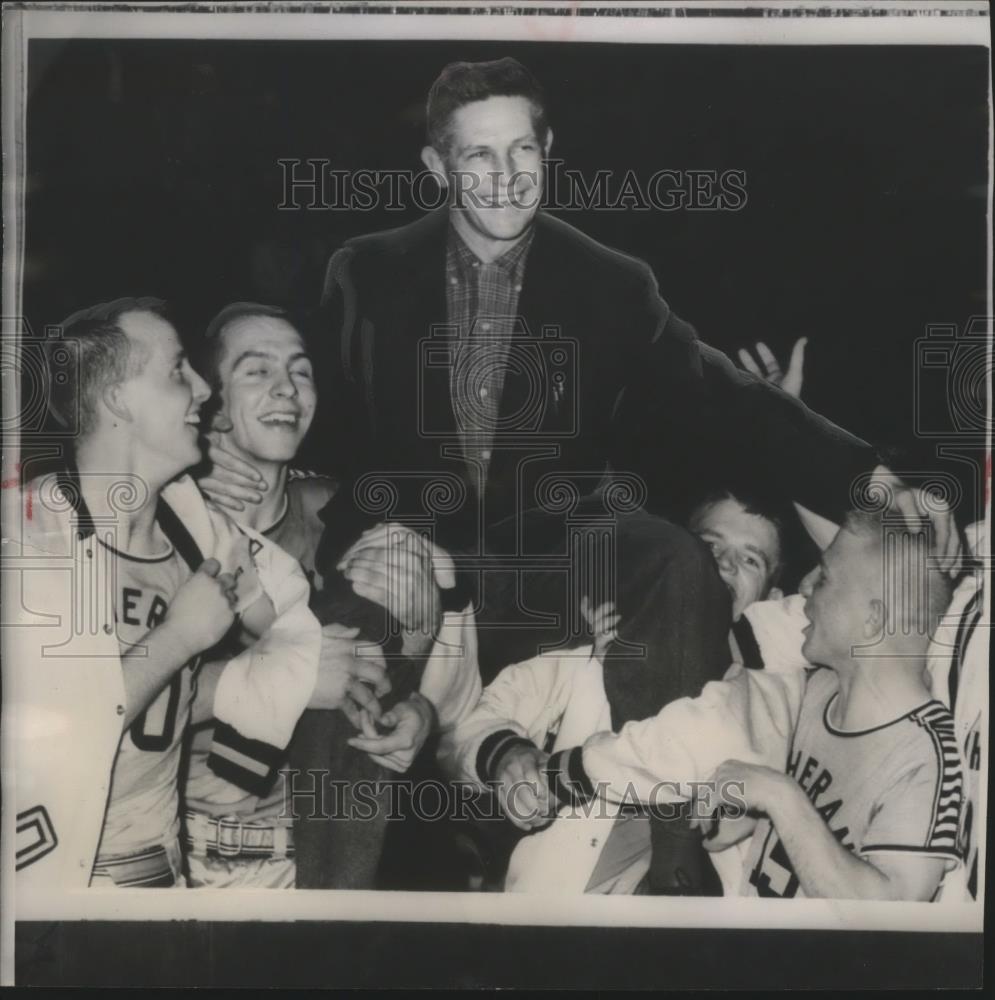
[613,268,958,570]
[716,759,948,901]
[568,665,807,807]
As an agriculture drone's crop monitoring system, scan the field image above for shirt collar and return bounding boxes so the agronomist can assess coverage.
[446,220,535,279]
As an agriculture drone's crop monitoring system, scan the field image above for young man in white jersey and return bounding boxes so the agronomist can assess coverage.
[6,298,353,889]
[441,485,795,893]
[927,518,987,901]
[449,505,964,899]
[185,303,479,888]
[565,506,965,900]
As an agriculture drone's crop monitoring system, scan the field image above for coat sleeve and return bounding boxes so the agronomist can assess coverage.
[314,246,376,481]
[207,519,323,795]
[560,664,808,806]
[308,246,384,570]
[3,505,125,889]
[610,262,878,522]
[440,653,576,790]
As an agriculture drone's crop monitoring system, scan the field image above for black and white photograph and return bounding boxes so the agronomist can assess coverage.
[1,0,990,989]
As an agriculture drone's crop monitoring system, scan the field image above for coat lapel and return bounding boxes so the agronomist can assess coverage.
[388,209,457,449]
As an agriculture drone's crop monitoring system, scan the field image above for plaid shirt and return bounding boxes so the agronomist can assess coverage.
[445,222,534,493]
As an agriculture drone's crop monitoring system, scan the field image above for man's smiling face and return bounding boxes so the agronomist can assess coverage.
[442,95,549,244]
[116,309,211,481]
[215,315,317,465]
[690,496,783,620]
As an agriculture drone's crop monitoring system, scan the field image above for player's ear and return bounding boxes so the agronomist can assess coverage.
[865,598,886,638]
[101,381,132,424]
[208,404,234,436]
[543,127,553,157]
[421,145,447,188]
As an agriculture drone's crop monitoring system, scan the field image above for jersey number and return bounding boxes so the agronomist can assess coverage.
[130,674,182,751]
[749,832,800,898]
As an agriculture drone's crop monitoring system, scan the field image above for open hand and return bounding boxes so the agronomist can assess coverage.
[738,338,807,400]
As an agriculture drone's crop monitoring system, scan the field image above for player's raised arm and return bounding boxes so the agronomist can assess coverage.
[119,557,237,727]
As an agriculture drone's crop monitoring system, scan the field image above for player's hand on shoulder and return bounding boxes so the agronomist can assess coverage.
[163,557,238,658]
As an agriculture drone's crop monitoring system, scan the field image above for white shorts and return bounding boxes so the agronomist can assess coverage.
[186,851,295,889]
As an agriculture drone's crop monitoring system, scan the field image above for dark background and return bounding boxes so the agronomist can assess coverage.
[22,39,991,523]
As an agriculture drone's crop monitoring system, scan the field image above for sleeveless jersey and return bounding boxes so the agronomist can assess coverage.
[184,472,337,819]
[743,667,963,898]
[95,537,196,857]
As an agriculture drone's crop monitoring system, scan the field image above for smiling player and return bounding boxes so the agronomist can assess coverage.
[186,303,479,888]
[7,298,325,889]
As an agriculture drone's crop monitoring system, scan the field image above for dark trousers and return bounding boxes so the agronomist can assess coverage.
[290,576,423,890]
[473,495,731,894]
[295,495,731,893]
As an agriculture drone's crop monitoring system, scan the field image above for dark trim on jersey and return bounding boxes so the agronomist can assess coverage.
[948,589,983,712]
[288,467,334,482]
[731,616,764,671]
[95,536,175,563]
[477,730,534,785]
[911,702,963,854]
[822,694,948,738]
[858,844,962,861]
[545,747,596,807]
[91,844,176,887]
[208,722,285,797]
[155,495,205,572]
[55,464,95,538]
[55,464,204,572]
[260,493,291,537]
[860,843,963,861]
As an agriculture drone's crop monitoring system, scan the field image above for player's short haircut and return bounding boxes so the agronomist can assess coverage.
[48,296,168,438]
[426,57,548,158]
[843,505,954,639]
[198,301,298,387]
[689,485,789,586]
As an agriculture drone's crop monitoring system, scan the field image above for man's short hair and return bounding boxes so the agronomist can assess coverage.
[426,57,548,157]
[690,485,790,586]
[198,301,297,387]
[48,296,168,438]
[843,506,954,639]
